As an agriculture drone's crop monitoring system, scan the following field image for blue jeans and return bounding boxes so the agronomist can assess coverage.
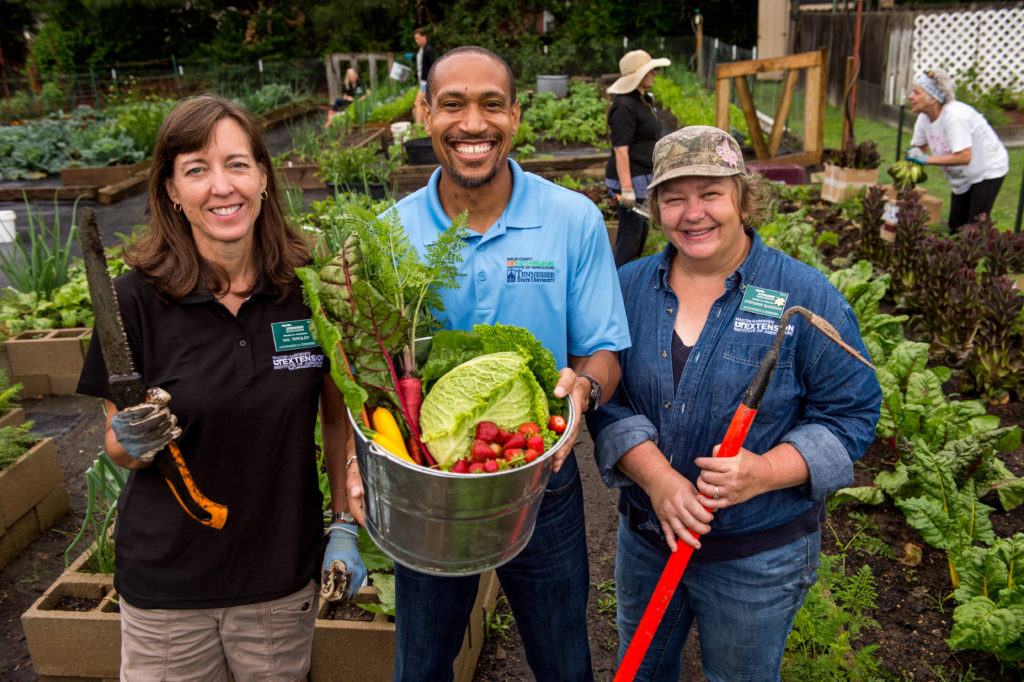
[616,517,820,682]
[393,455,594,682]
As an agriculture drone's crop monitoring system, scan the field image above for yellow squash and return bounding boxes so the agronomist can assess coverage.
[372,407,415,464]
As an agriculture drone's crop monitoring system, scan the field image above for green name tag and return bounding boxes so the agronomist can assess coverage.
[739,286,788,319]
[272,319,317,351]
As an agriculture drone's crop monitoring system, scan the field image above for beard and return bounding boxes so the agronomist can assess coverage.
[441,135,506,188]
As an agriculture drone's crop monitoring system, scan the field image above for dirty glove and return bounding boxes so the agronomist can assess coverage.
[905,147,928,165]
[320,523,367,602]
[619,188,636,209]
[109,388,181,463]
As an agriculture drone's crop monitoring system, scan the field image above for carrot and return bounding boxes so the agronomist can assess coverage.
[398,377,423,431]
[406,435,424,466]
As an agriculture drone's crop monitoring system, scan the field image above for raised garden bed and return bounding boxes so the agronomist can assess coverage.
[59,160,151,188]
[0,436,68,568]
[24,545,499,681]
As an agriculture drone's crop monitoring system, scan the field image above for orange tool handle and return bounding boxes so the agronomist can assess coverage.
[613,403,756,681]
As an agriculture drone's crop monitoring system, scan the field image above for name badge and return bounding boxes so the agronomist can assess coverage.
[739,286,788,319]
[272,319,318,351]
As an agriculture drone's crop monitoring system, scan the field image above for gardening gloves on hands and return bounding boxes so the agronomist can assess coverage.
[905,147,928,165]
[321,523,367,602]
[109,387,181,464]
[619,188,637,209]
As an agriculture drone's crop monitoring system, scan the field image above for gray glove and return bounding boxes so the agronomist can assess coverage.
[619,188,636,209]
[109,388,181,463]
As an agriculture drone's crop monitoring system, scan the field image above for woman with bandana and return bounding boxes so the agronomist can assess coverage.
[906,68,1009,231]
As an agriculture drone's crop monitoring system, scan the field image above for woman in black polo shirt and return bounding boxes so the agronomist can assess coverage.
[605,49,670,267]
[77,95,365,680]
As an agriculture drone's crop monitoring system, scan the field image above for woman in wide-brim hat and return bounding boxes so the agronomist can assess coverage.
[605,49,670,268]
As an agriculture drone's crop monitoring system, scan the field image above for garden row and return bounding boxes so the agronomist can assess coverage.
[757,184,1024,672]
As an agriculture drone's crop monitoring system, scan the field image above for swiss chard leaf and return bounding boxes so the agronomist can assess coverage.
[947,596,1024,662]
[830,486,886,506]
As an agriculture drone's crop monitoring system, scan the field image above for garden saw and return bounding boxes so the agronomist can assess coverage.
[77,208,228,529]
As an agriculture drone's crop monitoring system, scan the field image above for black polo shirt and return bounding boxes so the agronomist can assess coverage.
[605,90,662,182]
[78,269,327,609]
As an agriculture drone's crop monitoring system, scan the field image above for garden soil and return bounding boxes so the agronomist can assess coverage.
[1,393,1022,680]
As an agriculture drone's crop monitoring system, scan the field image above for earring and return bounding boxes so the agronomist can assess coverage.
[260,190,268,200]
[173,203,182,213]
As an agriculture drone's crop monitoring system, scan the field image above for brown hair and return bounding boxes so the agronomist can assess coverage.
[128,95,309,300]
[645,172,769,228]
[414,27,429,38]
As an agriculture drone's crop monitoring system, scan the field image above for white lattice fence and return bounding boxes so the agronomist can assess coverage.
[914,8,1024,91]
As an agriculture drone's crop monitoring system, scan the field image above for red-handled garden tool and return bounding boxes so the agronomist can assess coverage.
[613,305,875,681]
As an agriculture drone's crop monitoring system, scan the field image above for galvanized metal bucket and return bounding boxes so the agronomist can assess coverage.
[351,400,575,576]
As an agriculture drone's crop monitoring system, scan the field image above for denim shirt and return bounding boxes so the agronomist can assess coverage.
[586,229,881,537]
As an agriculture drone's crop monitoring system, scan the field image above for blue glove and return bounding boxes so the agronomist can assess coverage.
[320,523,367,602]
[109,388,181,463]
[905,147,928,165]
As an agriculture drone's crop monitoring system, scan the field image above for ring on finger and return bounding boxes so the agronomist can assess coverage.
[714,486,720,500]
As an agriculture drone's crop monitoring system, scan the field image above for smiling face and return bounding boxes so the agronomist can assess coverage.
[164,117,267,261]
[657,175,750,273]
[423,52,520,189]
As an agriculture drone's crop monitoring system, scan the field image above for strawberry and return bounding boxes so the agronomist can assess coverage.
[504,433,527,450]
[489,442,503,458]
[503,447,523,461]
[527,435,544,452]
[451,459,470,474]
[495,428,512,445]
[483,459,499,473]
[475,421,500,443]
[469,462,485,473]
[523,448,539,463]
[518,422,541,436]
[548,415,567,434]
[471,439,495,462]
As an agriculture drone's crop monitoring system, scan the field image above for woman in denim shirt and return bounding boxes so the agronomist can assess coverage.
[587,126,881,681]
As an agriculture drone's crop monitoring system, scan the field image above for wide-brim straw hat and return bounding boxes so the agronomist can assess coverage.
[607,50,671,95]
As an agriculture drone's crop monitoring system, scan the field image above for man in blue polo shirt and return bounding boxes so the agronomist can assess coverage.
[378,45,630,681]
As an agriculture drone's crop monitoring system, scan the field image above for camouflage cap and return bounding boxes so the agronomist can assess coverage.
[649,126,745,190]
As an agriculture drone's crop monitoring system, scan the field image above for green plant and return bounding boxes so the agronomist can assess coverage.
[651,71,749,140]
[824,139,882,170]
[354,527,397,617]
[64,451,127,574]
[314,142,389,187]
[757,209,837,275]
[0,193,81,299]
[484,596,516,642]
[783,553,886,681]
[0,422,41,470]
[519,80,607,148]
[0,370,23,416]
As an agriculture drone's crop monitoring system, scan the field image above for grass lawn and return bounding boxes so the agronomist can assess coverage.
[790,99,1022,232]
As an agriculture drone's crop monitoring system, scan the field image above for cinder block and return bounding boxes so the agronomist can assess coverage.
[34,484,70,534]
[0,507,39,568]
[0,438,62,528]
[0,406,25,428]
[5,328,90,377]
[47,374,82,396]
[11,374,50,398]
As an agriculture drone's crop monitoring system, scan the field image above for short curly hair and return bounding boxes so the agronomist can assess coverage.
[920,68,956,104]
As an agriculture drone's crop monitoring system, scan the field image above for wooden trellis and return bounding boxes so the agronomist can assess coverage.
[715,48,828,166]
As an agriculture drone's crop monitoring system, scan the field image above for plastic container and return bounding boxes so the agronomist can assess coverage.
[389,62,412,82]
[536,75,569,98]
[352,399,575,576]
[0,210,15,243]
[403,137,439,166]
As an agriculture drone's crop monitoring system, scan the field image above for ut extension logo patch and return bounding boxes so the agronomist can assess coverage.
[506,256,555,283]
[272,351,325,371]
[733,319,795,337]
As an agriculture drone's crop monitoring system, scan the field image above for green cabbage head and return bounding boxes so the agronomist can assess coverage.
[420,351,549,468]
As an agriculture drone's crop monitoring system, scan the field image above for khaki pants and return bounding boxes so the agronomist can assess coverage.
[119,581,318,681]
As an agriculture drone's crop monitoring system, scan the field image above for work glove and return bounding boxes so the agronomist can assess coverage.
[320,523,367,602]
[109,387,181,463]
[619,188,636,209]
[905,147,928,165]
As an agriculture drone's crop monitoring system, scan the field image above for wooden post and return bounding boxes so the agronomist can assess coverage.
[842,56,855,149]
[695,10,704,81]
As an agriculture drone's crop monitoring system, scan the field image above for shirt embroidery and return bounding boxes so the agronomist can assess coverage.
[732,318,795,337]
[505,257,555,283]
[272,351,325,371]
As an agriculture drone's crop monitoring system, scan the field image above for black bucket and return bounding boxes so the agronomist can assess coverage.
[404,138,439,166]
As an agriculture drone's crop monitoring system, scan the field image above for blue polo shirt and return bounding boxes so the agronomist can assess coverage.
[389,159,630,368]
